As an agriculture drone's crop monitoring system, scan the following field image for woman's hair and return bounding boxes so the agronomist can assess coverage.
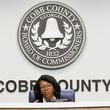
[34,74,61,102]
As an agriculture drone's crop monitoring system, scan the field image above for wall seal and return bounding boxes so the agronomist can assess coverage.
[18,1,86,69]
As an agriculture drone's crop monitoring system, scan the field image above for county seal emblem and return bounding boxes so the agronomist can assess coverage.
[18,1,86,69]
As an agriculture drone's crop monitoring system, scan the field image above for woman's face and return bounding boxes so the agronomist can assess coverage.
[39,80,55,101]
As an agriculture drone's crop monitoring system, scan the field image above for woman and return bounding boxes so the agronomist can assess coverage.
[34,74,61,102]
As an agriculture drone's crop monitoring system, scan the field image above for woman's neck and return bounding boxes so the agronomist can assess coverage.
[43,96,56,102]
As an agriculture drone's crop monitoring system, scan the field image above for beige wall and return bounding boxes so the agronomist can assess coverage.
[0,108,110,110]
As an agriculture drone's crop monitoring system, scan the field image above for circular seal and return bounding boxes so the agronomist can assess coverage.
[18,1,86,69]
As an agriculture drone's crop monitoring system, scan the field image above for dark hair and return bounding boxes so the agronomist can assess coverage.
[34,74,61,102]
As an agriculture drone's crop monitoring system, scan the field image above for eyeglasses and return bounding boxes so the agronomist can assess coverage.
[40,84,52,90]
